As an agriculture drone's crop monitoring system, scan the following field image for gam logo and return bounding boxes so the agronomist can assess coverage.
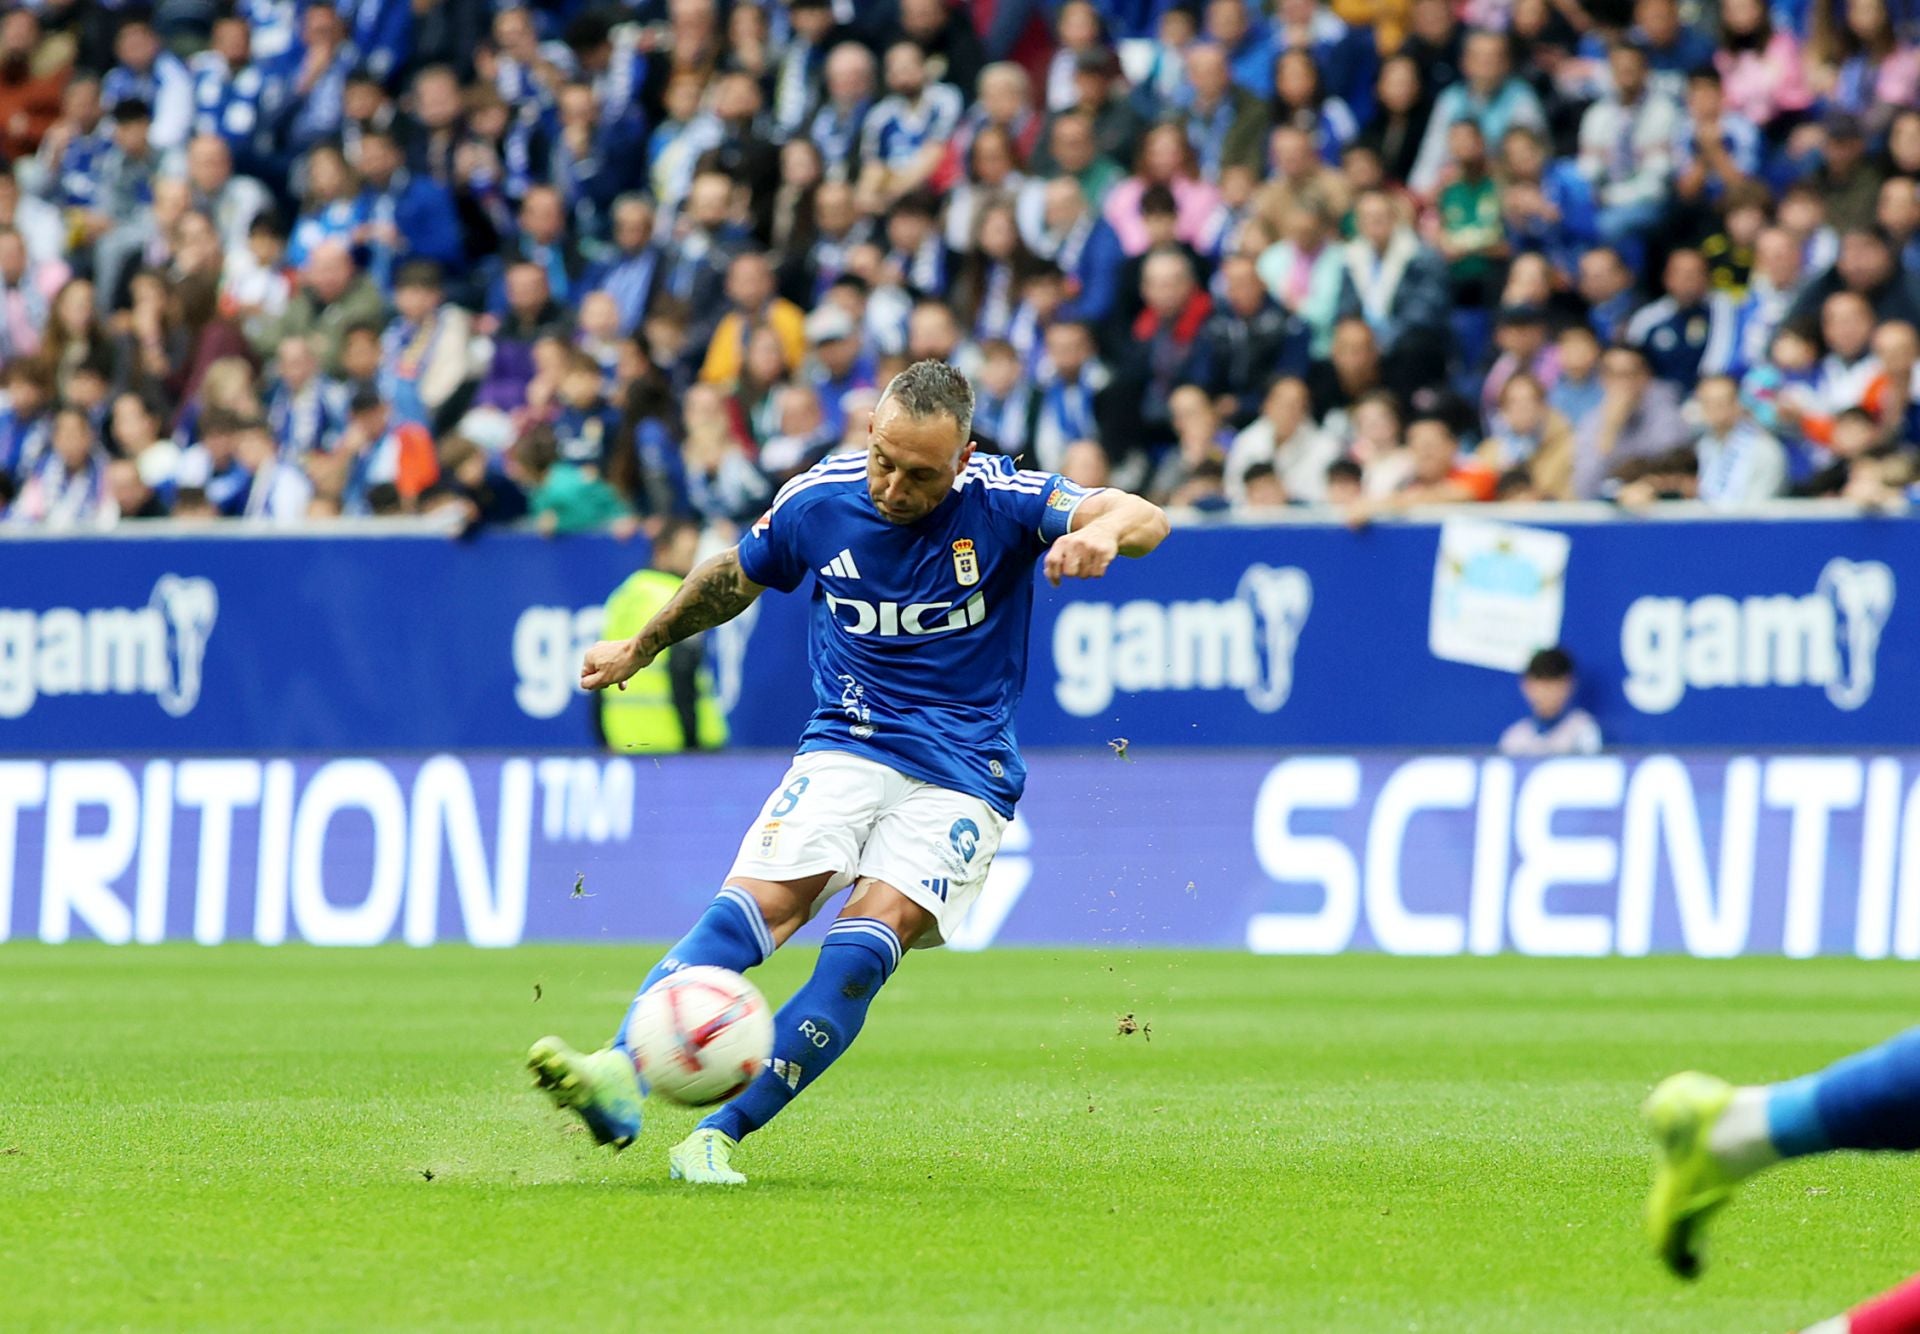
[0,575,218,720]
[1621,558,1894,714]
[1051,564,1313,717]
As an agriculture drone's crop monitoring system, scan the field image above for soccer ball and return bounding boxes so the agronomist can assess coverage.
[628,966,774,1106]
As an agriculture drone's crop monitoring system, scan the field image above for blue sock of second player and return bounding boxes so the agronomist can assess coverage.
[1768,1025,1920,1156]
[614,885,774,1052]
[700,917,903,1143]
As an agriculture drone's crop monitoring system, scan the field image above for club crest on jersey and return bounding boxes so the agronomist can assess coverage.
[758,820,781,855]
[952,539,980,587]
[1047,488,1077,511]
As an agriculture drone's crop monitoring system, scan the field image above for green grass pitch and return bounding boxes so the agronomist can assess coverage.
[3,945,1918,1332]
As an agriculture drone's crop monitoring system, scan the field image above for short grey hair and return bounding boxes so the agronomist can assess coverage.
[875,359,974,443]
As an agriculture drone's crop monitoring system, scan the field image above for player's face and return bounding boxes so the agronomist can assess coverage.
[866,401,972,524]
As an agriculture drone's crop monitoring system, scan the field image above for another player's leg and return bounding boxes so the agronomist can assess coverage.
[527,875,822,1149]
[1799,1271,1920,1334]
[669,880,931,1185]
[1645,1025,1920,1277]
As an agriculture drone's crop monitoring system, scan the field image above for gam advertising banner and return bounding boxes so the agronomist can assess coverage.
[0,514,1914,752]
[4,751,1919,959]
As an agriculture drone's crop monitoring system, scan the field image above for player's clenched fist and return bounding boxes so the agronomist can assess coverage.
[580,639,653,691]
[1044,528,1120,586]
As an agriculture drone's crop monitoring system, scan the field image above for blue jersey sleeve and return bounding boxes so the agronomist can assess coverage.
[967,456,1100,545]
[1005,470,1097,544]
[737,492,809,592]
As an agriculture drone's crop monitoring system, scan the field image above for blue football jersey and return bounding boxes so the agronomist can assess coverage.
[736,451,1096,815]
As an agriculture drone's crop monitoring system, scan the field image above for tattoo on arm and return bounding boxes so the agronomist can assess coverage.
[634,547,762,660]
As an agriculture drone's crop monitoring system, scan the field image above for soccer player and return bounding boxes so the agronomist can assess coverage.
[528,360,1169,1184]
[1644,1029,1920,1331]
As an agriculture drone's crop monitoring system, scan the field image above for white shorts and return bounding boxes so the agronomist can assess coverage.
[726,750,1009,948]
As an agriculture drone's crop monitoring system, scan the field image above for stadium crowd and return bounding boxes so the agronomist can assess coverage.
[1,0,1918,531]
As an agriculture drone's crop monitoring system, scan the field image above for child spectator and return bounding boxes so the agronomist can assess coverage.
[1499,647,1603,757]
[554,349,621,472]
[1240,461,1288,509]
[516,424,635,536]
[11,405,107,527]
[1324,456,1365,506]
[234,416,314,524]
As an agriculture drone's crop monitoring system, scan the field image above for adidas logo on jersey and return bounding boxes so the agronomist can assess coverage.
[820,549,863,579]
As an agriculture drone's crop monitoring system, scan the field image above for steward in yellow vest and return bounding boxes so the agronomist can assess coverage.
[597,520,729,752]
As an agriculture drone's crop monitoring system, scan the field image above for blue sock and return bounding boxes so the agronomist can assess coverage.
[700,917,902,1142]
[614,886,774,1051]
[1767,1025,1920,1157]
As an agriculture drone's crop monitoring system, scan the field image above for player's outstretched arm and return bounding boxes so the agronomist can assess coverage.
[580,547,765,691]
[1044,489,1170,586]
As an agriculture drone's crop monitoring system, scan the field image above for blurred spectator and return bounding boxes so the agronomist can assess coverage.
[1808,0,1920,134]
[1399,414,1496,504]
[1572,343,1692,499]
[1240,460,1287,510]
[803,303,877,439]
[1117,184,1209,329]
[1577,246,1643,344]
[1715,0,1813,131]
[1112,245,1211,464]
[809,41,877,178]
[265,335,347,462]
[1256,201,1344,357]
[1360,56,1430,188]
[1499,127,1596,286]
[327,385,436,515]
[859,43,964,213]
[1181,42,1267,183]
[1408,30,1546,196]
[254,242,387,376]
[1028,319,1113,473]
[1202,253,1308,428]
[680,381,771,523]
[1336,190,1449,390]
[1790,225,1920,329]
[969,337,1033,457]
[1794,405,1914,506]
[1026,175,1124,329]
[0,11,65,164]
[103,456,166,523]
[1576,41,1680,270]
[11,405,105,526]
[1479,372,1575,500]
[104,17,192,152]
[234,416,314,523]
[1691,374,1787,506]
[1310,316,1384,422]
[1149,382,1230,505]
[1270,48,1359,169]
[1625,249,1737,389]
[1225,374,1337,502]
[1482,305,1559,423]
[379,261,473,433]
[699,251,807,388]
[1104,123,1222,257]
[1499,648,1603,757]
[1028,109,1124,210]
[518,423,634,537]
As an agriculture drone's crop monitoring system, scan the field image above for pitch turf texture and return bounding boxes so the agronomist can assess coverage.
[4,948,1918,1333]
